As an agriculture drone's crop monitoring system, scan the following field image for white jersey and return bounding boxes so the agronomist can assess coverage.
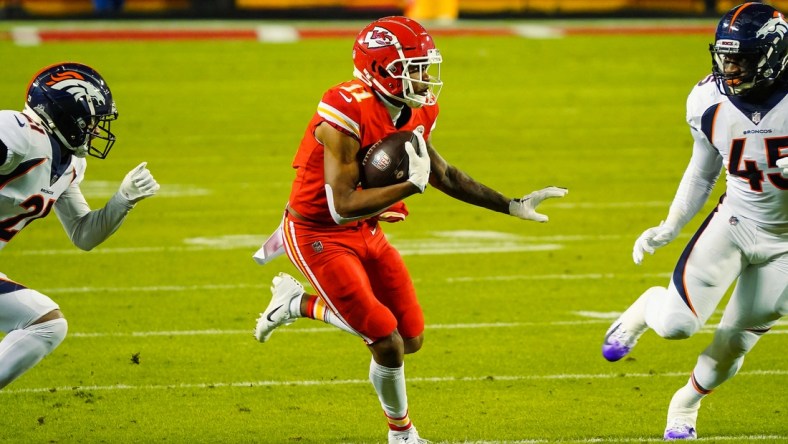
[686,75,788,227]
[0,110,86,250]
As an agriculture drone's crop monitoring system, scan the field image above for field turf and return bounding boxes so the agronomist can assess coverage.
[0,21,785,443]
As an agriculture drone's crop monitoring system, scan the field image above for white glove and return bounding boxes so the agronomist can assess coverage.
[632,221,678,265]
[119,162,160,204]
[777,157,788,175]
[404,130,430,193]
[508,186,568,222]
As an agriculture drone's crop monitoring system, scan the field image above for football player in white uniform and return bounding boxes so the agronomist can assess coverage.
[601,2,788,440]
[0,63,159,389]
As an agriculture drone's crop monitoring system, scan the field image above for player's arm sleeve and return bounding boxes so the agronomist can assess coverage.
[54,184,135,251]
[663,128,722,231]
[0,114,29,174]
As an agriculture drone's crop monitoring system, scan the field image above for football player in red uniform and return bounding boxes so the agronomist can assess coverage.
[253,16,567,443]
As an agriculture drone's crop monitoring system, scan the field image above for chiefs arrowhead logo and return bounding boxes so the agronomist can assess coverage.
[363,27,398,49]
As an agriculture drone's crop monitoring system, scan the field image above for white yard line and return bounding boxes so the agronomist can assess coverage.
[444,272,671,282]
[40,272,672,294]
[6,216,688,256]
[2,369,785,395]
[66,320,786,338]
[67,320,608,338]
[43,282,267,294]
[459,435,788,443]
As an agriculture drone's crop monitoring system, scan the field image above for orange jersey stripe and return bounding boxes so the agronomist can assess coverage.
[729,3,756,31]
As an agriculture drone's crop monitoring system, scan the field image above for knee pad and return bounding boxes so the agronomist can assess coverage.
[645,288,702,339]
[649,310,700,339]
[708,326,759,360]
[661,314,699,339]
[352,307,397,343]
[395,305,424,341]
[28,318,68,352]
[0,318,68,389]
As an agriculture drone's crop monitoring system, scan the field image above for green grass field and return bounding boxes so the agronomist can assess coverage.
[0,21,785,443]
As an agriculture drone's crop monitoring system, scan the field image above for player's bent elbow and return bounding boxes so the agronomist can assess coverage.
[70,234,101,252]
[73,241,97,252]
[329,206,358,225]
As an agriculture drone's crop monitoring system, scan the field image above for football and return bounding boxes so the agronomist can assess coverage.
[359,131,419,189]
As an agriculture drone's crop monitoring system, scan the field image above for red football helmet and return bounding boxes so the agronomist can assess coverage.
[352,16,443,108]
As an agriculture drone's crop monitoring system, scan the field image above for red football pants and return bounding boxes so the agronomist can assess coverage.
[281,214,424,344]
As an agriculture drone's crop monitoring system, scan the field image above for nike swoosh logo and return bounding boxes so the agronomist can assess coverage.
[14,115,25,127]
[266,305,284,322]
[338,91,353,103]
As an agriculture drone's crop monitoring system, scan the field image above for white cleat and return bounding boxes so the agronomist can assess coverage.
[665,399,701,441]
[388,427,430,444]
[254,272,304,343]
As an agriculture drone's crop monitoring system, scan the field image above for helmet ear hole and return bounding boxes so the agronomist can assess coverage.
[375,63,391,79]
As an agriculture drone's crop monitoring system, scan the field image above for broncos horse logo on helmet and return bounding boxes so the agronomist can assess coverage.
[710,2,788,96]
[26,63,118,158]
[756,16,788,40]
[47,71,108,108]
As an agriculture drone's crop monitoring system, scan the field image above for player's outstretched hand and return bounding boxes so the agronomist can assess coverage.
[777,157,788,175]
[119,162,160,204]
[509,186,568,222]
[405,130,430,193]
[632,222,678,265]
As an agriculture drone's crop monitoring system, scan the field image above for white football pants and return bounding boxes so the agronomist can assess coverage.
[643,201,787,391]
[0,274,66,389]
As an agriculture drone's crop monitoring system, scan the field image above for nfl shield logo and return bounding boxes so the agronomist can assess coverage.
[751,111,761,124]
[312,241,323,253]
[371,151,391,172]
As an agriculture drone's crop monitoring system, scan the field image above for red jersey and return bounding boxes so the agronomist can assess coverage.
[287,79,439,225]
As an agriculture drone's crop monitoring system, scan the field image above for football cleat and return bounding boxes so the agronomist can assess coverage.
[602,320,639,362]
[254,272,304,343]
[388,427,430,444]
[664,419,697,440]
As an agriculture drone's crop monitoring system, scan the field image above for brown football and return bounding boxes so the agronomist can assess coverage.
[358,131,419,189]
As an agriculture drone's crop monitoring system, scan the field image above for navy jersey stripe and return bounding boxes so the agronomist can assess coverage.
[49,134,72,184]
[672,194,726,315]
[700,102,720,144]
[0,278,27,294]
[728,88,788,120]
[0,157,46,190]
